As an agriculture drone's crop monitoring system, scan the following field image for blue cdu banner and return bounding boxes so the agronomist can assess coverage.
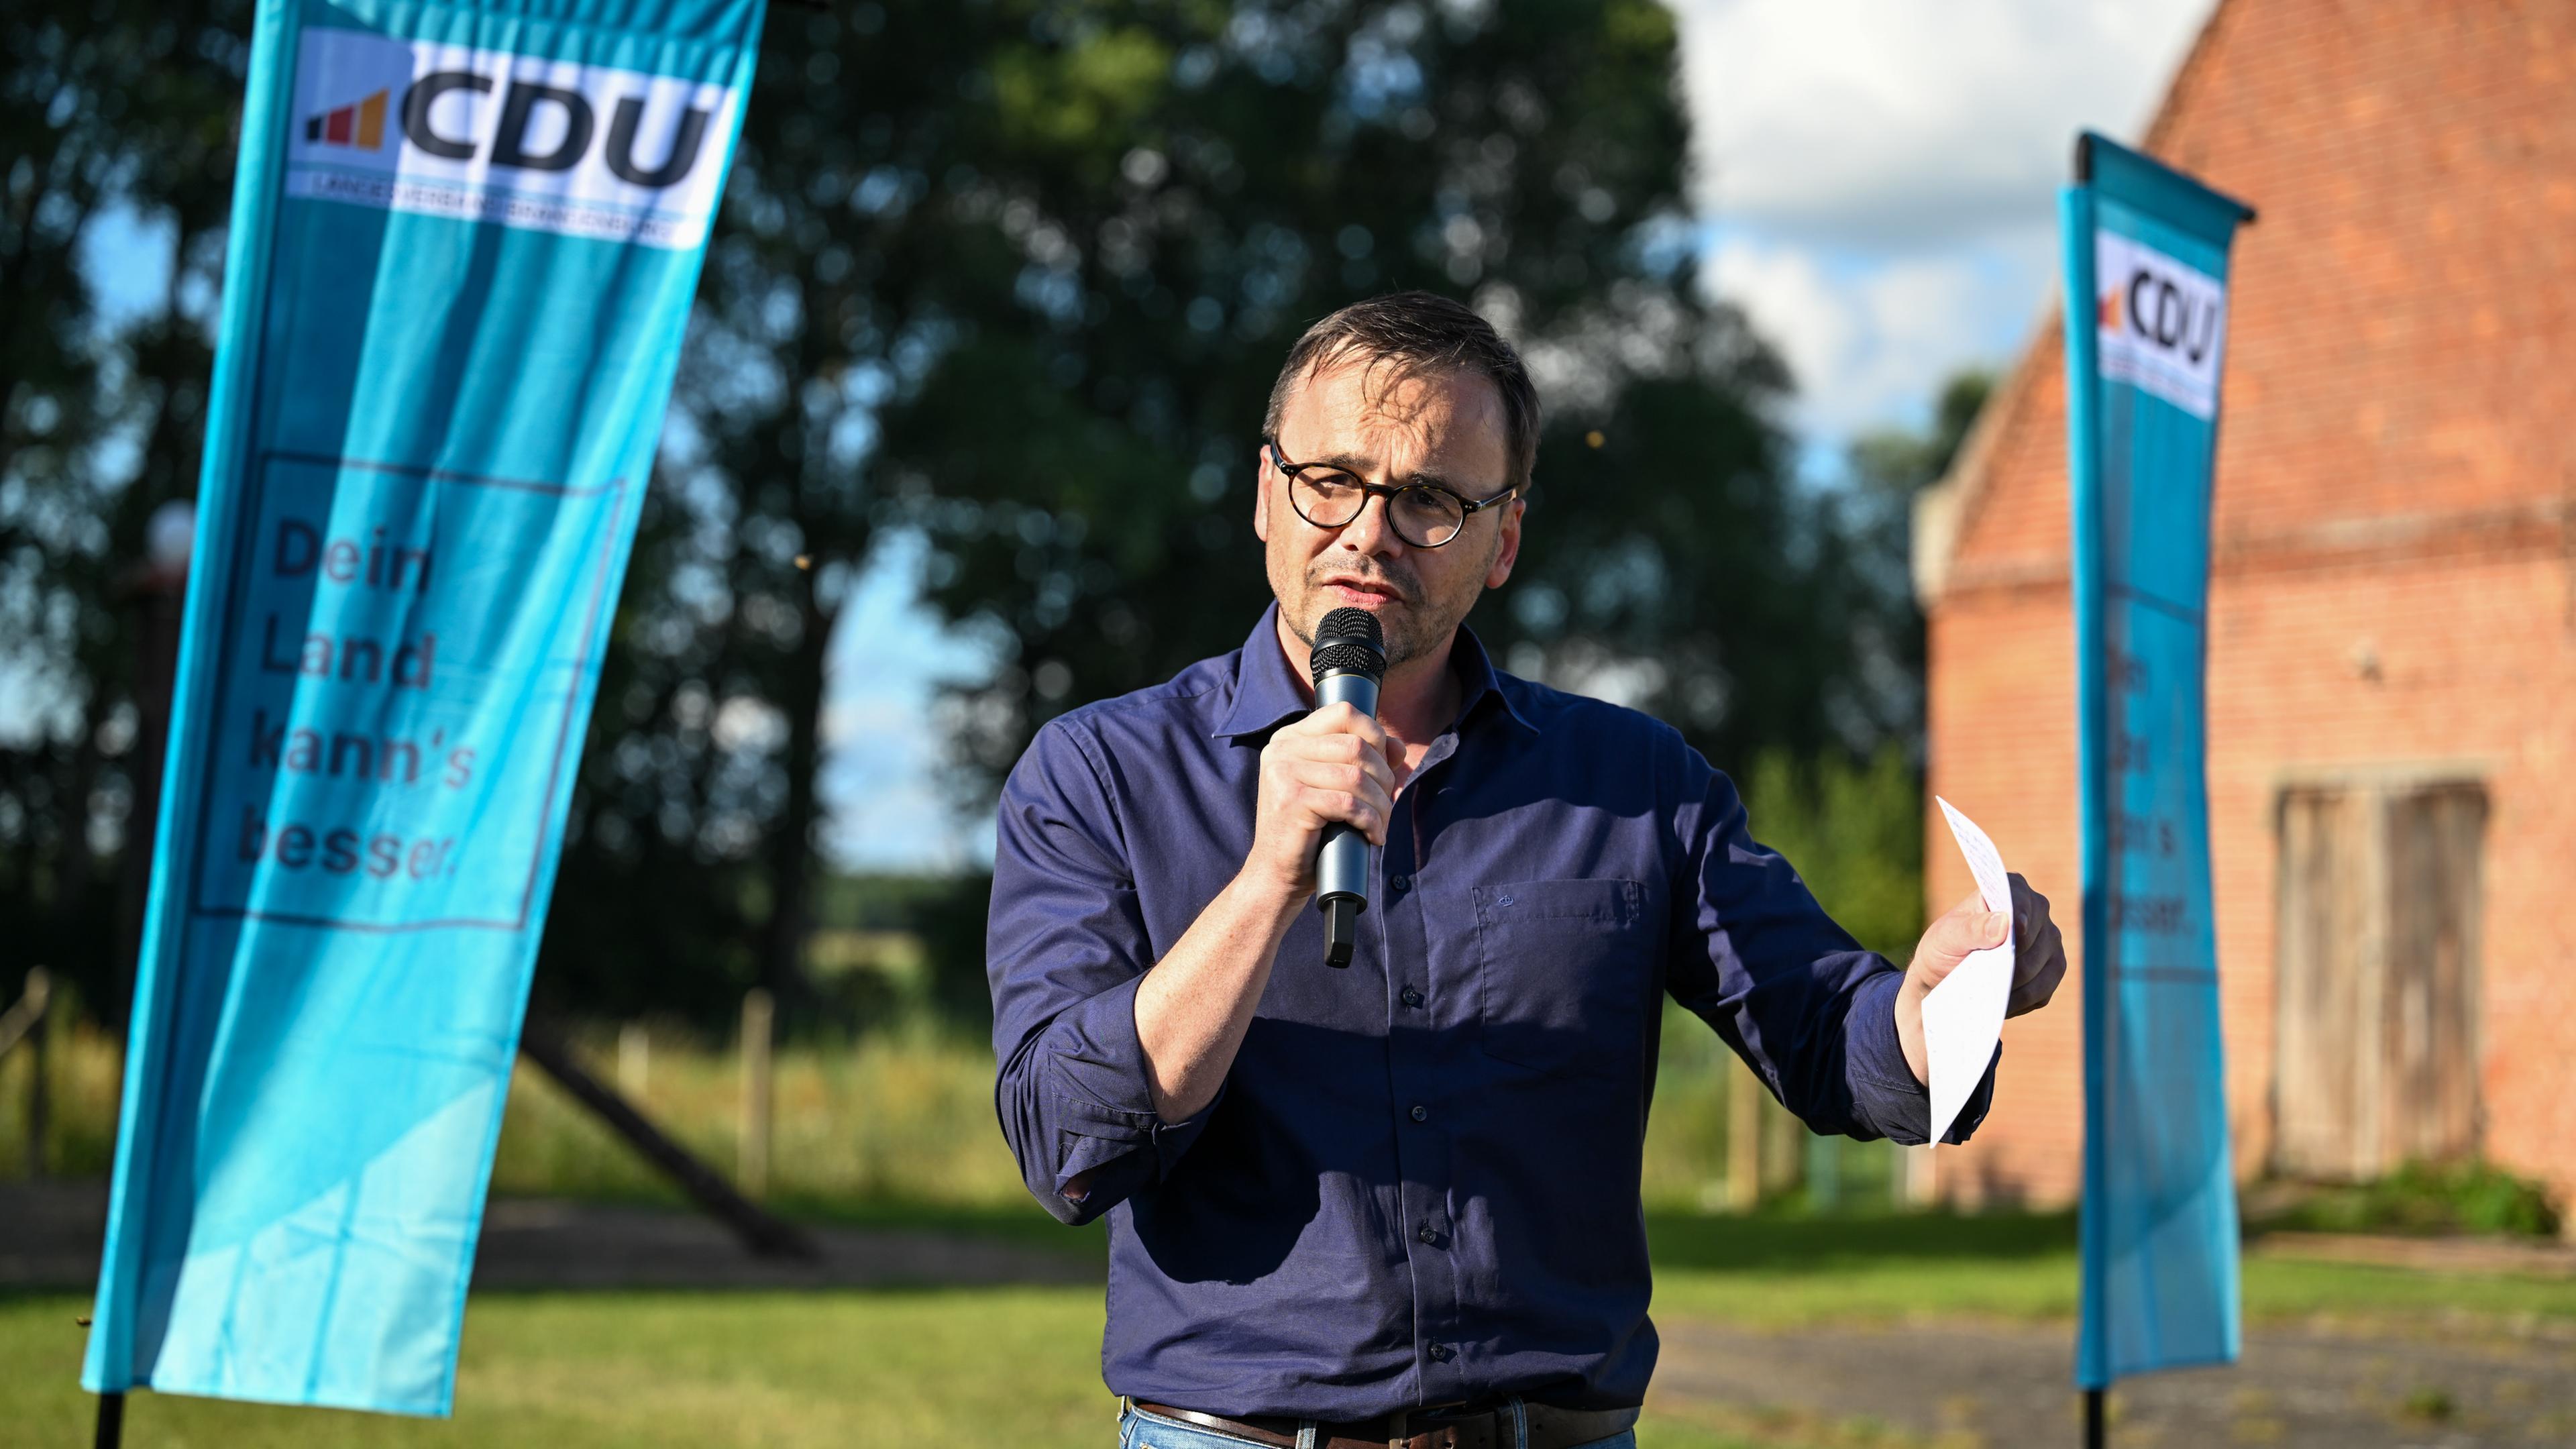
[83,0,763,1415]
[2061,131,2254,1390]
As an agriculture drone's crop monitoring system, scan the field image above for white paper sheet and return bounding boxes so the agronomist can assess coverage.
[1926,796,2014,1146]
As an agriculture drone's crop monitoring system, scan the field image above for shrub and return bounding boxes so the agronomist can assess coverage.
[2271,1159,2561,1240]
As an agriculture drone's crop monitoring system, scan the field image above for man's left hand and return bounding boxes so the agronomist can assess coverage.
[1892,873,2068,1089]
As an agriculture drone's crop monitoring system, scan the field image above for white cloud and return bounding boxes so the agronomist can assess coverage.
[1672,0,2217,437]
[1703,241,1856,401]
[1672,0,2217,246]
[1706,228,2050,435]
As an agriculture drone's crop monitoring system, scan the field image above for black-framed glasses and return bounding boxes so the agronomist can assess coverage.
[1264,437,1517,549]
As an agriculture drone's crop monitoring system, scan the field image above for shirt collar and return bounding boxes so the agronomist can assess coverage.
[1214,601,1542,741]
[1447,617,1542,737]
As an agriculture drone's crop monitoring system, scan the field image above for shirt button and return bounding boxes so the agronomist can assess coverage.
[1496,891,1515,907]
[1400,986,1424,1008]
[1390,873,1411,892]
[1428,1342,1454,1363]
[1409,1104,1428,1122]
[1417,1222,1440,1245]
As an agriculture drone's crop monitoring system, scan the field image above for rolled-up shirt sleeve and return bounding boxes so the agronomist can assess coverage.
[989,718,1222,1225]
[1662,739,1996,1146]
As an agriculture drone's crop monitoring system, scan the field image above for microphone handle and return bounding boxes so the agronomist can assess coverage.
[1313,669,1381,967]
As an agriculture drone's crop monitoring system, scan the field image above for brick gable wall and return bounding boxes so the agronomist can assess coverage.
[1917,0,2576,1213]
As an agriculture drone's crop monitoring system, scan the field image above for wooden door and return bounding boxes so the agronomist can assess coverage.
[2273,787,2383,1180]
[2381,787,2485,1166]
[2271,782,2485,1180]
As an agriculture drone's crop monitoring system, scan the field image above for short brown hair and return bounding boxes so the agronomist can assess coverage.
[1262,291,1540,491]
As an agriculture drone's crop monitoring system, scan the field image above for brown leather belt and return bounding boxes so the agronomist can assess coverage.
[1131,1399,1640,1449]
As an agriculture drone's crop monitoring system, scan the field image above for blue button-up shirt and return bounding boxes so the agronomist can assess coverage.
[988,604,1994,1419]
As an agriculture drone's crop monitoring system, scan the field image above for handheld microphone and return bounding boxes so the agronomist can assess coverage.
[1310,607,1387,968]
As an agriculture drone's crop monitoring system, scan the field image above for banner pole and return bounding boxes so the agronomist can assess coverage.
[2061,152,2112,1400]
[2062,125,2255,1434]
[93,1391,125,1449]
[2066,161,2114,1442]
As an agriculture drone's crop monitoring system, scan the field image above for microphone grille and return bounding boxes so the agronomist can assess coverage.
[1311,606,1386,682]
[1316,606,1384,648]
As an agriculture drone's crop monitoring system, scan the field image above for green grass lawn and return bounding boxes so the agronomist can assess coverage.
[1646,1210,2576,1326]
[0,1287,1768,1449]
[10,1212,2571,1448]
[3,1287,1112,1448]
[11,1018,2567,1446]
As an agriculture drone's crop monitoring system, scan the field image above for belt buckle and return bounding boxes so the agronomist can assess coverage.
[1387,1408,1407,1449]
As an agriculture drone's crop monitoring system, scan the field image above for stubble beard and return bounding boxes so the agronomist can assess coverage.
[1288,537,1495,672]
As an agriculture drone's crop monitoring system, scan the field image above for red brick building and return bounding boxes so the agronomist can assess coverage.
[1913,0,2576,1216]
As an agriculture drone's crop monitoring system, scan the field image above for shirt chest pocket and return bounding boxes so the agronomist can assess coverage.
[1472,878,1656,1078]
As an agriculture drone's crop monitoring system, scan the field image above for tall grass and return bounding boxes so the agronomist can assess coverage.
[490,1022,1032,1209]
[0,1015,123,1179]
[1,1004,1900,1216]
[1644,999,1907,1212]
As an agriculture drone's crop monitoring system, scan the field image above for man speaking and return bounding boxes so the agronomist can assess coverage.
[989,292,2068,1449]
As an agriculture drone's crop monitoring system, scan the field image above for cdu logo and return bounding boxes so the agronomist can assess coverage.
[284,28,741,250]
[305,89,390,150]
[394,68,712,186]
[2094,231,2229,421]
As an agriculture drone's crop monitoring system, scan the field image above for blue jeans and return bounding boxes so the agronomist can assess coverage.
[1117,1401,1637,1449]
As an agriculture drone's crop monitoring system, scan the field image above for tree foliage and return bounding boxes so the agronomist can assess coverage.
[5,0,1948,1032]
[1831,366,1994,752]
[1,0,251,1022]
[865,1,1801,766]
[545,0,1890,1027]
[1734,368,1994,965]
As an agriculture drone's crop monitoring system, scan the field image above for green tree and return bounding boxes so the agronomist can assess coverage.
[1,0,1960,1034]
[1733,368,1994,964]
[1739,745,1925,961]
[878,3,1843,777]
[545,0,1872,1026]
[1839,367,1993,742]
[1,0,251,1023]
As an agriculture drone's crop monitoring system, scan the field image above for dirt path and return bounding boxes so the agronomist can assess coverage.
[1650,1315,2576,1448]
[0,1181,1094,1292]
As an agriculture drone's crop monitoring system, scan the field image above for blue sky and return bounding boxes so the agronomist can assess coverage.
[814,529,997,873]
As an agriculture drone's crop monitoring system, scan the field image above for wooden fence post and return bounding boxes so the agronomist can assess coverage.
[1901,1142,1935,1208]
[1727,1057,1763,1212]
[617,1020,650,1099]
[739,989,773,1202]
[25,967,48,1179]
[515,1021,816,1259]
[1763,1093,1805,1203]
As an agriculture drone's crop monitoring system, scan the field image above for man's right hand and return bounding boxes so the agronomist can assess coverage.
[1125,701,1397,1127]
[1242,701,1397,900]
